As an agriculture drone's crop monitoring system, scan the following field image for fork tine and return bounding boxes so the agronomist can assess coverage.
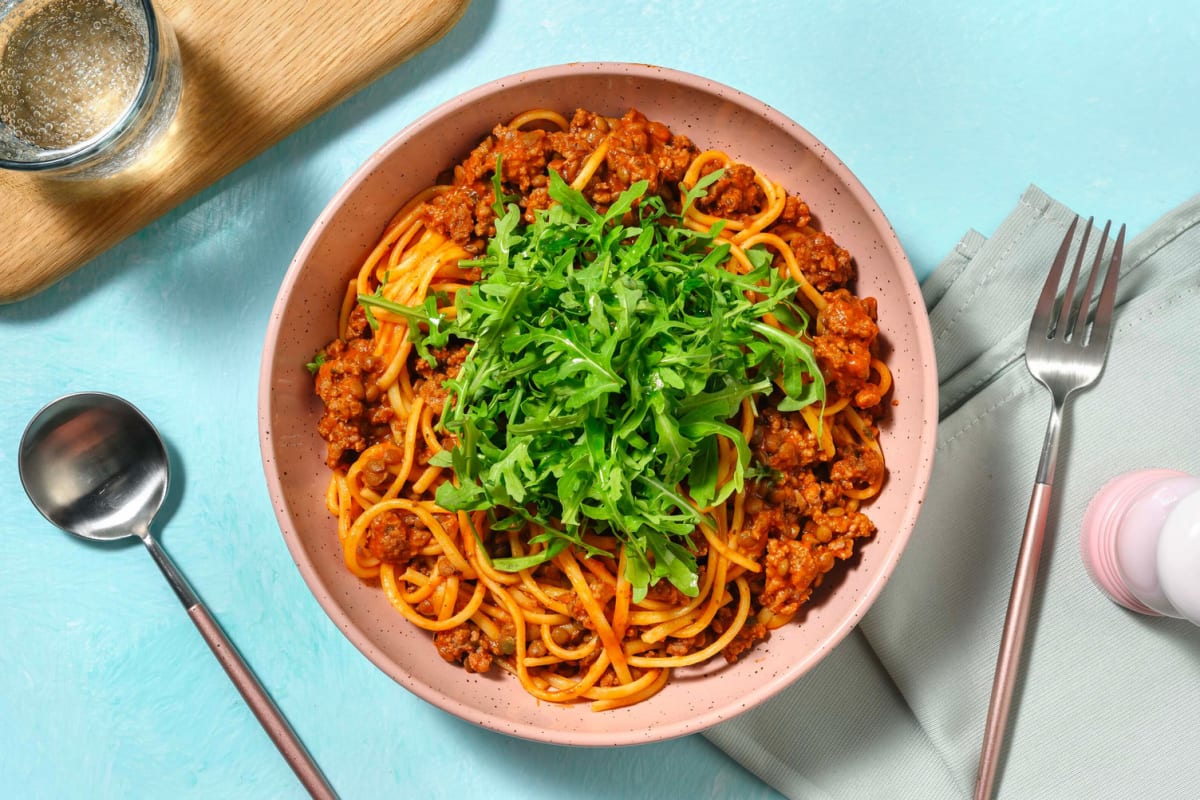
[1031,216,1079,341]
[1069,219,1111,343]
[1087,223,1126,349]
[1057,217,1093,338]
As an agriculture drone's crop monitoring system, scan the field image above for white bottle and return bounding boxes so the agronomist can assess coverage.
[1080,469,1200,625]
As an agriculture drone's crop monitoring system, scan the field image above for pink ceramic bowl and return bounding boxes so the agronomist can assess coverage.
[259,62,938,746]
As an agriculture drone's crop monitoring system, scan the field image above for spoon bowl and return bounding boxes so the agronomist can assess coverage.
[18,392,337,799]
[19,392,169,542]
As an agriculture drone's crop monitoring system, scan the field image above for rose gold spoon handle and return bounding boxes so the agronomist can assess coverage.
[142,535,339,800]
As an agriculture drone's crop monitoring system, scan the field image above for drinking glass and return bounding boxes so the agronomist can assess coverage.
[0,0,182,179]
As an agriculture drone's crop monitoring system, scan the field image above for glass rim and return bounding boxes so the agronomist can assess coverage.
[0,0,163,172]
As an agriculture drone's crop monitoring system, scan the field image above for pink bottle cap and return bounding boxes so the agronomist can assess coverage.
[1080,469,1195,616]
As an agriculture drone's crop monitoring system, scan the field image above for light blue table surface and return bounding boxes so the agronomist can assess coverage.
[3,2,1196,798]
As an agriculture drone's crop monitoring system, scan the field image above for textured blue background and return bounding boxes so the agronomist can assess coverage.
[2,2,1197,797]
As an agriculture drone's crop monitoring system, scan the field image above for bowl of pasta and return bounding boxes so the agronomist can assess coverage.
[259,62,937,745]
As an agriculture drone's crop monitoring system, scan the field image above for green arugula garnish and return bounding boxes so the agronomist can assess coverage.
[305,352,327,374]
[392,172,824,602]
[359,292,452,366]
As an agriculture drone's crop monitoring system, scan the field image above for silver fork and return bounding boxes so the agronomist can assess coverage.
[973,216,1126,800]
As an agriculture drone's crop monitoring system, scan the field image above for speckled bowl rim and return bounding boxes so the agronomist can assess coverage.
[259,62,938,746]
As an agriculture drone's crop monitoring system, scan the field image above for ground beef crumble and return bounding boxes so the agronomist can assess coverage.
[314,335,389,469]
[363,510,434,570]
[814,288,881,408]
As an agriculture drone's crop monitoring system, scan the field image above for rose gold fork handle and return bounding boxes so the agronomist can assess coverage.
[189,604,340,800]
[974,480,1054,799]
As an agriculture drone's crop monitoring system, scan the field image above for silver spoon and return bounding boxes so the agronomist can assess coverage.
[19,392,338,800]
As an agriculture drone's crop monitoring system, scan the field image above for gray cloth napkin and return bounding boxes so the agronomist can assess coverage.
[705,186,1200,799]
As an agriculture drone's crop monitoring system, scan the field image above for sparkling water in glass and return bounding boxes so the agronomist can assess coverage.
[0,0,182,179]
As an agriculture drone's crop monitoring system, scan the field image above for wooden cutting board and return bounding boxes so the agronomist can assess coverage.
[0,0,469,303]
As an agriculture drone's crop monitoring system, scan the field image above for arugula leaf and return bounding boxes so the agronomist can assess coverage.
[682,167,726,213]
[490,154,521,216]
[491,537,569,572]
[305,352,327,375]
[402,171,825,600]
[359,292,451,366]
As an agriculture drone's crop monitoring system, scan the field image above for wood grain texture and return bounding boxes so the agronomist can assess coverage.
[0,0,469,303]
